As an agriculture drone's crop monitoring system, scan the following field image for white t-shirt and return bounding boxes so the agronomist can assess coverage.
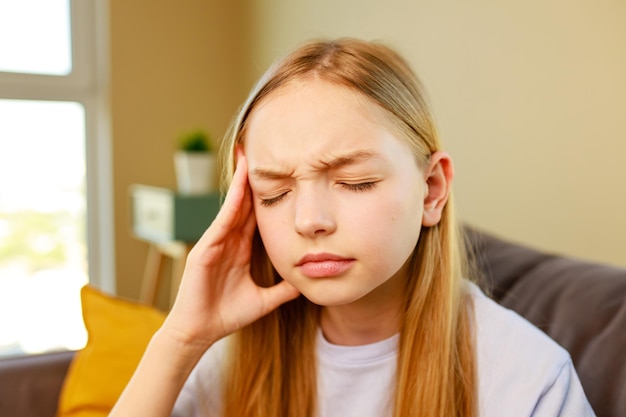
[172,285,596,417]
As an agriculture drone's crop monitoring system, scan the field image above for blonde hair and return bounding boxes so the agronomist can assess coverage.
[220,38,477,417]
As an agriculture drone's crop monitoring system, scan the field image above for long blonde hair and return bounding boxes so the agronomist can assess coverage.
[220,38,477,417]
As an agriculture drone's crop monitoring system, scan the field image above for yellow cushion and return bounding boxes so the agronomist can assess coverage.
[56,285,165,417]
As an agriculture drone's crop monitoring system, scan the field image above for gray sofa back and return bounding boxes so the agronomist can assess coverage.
[0,350,74,417]
[467,228,626,417]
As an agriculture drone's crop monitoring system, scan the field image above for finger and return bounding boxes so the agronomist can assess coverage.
[241,186,257,238]
[216,153,249,225]
[196,155,249,245]
[233,167,254,230]
[260,280,301,315]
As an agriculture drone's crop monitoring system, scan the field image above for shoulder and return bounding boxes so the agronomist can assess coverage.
[468,283,595,416]
[470,282,569,375]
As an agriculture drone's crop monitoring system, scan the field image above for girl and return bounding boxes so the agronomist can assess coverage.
[110,38,594,417]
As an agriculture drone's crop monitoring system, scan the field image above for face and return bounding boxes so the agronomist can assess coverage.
[244,79,428,307]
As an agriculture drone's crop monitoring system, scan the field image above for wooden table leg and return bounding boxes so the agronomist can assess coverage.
[140,244,163,305]
[138,240,191,309]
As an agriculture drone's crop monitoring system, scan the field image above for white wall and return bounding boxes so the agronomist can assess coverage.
[246,0,626,267]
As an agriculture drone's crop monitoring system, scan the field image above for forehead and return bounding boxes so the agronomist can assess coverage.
[249,79,385,133]
[243,79,409,164]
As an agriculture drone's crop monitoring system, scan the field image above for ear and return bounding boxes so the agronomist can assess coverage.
[422,151,454,227]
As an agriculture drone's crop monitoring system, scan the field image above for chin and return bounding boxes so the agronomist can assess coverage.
[298,286,366,307]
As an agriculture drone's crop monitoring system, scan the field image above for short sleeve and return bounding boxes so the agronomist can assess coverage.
[470,283,596,416]
[531,360,596,417]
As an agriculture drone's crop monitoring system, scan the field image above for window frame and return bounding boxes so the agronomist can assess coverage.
[0,0,115,293]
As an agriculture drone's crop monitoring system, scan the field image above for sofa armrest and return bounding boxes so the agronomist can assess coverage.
[0,350,75,417]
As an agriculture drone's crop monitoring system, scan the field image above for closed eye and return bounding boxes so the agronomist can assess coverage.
[259,192,289,207]
[340,181,378,192]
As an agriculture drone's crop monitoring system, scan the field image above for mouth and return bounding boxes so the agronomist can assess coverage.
[296,253,355,278]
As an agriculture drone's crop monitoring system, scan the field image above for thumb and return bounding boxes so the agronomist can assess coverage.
[261,280,301,314]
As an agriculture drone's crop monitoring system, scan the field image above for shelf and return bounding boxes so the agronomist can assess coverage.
[130,184,221,243]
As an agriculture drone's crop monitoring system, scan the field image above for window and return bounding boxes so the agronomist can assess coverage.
[0,1,72,75]
[0,0,113,357]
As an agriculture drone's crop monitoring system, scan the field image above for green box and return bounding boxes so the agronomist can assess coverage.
[130,185,222,243]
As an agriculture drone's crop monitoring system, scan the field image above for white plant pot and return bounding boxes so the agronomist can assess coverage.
[174,151,217,195]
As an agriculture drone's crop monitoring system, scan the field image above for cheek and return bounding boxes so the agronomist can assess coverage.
[255,208,274,243]
[254,207,290,263]
[361,189,423,261]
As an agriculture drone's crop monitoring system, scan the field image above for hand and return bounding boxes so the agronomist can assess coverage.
[161,150,300,352]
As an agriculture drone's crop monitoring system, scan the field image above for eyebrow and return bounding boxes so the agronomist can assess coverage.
[249,167,294,180]
[321,150,378,169]
[250,150,378,180]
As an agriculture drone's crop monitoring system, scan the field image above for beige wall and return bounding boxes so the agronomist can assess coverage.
[246,0,626,267]
[109,1,252,300]
[108,1,626,301]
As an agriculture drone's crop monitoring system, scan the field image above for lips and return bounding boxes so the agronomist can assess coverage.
[296,253,355,278]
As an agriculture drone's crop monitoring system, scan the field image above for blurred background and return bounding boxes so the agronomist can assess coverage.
[109,0,626,301]
[1,0,624,355]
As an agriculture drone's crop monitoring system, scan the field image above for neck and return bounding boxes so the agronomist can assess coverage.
[320,268,405,346]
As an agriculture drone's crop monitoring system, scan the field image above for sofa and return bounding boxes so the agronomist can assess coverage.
[0,228,624,417]
[0,350,74,416]
[466,228,626,417]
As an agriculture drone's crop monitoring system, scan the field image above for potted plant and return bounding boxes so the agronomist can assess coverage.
[174,129,217,195]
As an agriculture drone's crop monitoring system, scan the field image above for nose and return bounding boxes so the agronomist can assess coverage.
[294,185,336,238]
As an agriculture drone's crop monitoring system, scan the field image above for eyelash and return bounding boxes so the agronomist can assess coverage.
[258,182,378,208]
[340,181,377,192]
[260,193,288,207]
